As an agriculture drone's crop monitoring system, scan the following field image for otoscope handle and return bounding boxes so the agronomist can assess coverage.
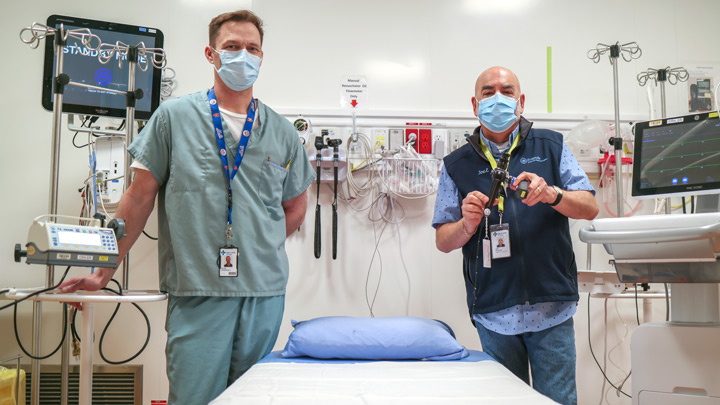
[314,205,321,259]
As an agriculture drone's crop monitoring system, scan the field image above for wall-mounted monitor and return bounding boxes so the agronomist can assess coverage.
[632,112,720,199]
[41,15,164,120]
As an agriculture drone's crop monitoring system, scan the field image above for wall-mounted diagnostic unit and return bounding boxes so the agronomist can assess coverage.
[15,215,123,268]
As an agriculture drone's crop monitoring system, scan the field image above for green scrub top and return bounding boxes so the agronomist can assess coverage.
[128,90,315,297]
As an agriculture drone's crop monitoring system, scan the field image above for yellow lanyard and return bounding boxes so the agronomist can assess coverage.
[479,133,521,212]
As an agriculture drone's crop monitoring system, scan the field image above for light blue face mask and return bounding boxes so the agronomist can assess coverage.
[477,93,519,133]
[213,48,261,91]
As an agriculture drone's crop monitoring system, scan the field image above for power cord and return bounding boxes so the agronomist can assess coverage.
[70,279,151,365]
[142,230,158,241]
[587,293,632,399]
[72,116,100,148]
[4,266,73,360]
[2,268,151,365]
[0,266,72,312]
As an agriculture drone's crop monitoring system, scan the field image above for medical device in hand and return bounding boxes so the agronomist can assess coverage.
[483,151,528,216]
[14,215,125,268]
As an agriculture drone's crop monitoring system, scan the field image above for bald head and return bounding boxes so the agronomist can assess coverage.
[471,66,525,140]
[475,66,521,99]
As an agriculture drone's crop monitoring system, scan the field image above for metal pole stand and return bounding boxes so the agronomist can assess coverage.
[587,41,642,218]
[637,66,689,214]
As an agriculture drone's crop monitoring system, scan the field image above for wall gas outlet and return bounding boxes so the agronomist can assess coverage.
[372,128,389,152]
[405,128,419,151]
[449,129,472,152]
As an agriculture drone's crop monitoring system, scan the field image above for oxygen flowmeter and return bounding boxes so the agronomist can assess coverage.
[14,215,125,268]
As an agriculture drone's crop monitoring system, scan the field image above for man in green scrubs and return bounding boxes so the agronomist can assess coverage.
[60,10,315,404]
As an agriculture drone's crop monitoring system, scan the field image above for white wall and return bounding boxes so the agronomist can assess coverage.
[1,1,719,404]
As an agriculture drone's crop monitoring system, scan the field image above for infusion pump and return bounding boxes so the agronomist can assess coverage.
[14,215,124,268]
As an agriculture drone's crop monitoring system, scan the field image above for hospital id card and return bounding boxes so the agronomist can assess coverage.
[219,246,238,277]
[490,223,511,259]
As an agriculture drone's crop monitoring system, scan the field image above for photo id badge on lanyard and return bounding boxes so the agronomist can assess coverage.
[490,223,511,259]
[208,87,255,277]
[219,246,238,277]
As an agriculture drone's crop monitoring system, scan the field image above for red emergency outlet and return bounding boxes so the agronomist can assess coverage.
[418,129,432,154]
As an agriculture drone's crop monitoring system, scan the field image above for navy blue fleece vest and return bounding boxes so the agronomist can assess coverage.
[444,117,579,316]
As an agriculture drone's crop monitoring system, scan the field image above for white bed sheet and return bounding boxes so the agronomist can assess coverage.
[210,352,558,404]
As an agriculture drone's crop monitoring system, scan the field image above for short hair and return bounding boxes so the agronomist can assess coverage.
[209,10,264,47]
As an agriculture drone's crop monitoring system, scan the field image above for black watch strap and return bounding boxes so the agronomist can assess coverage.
[550,186,563,206]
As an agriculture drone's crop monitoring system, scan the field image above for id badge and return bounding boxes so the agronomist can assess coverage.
[490,223,511,259]
[219,246,238,277]
[483,239,491,268]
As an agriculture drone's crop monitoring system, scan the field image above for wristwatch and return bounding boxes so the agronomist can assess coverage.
[549,186,563,206]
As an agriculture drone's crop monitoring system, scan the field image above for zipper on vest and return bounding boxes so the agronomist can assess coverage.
[510,197,529,303]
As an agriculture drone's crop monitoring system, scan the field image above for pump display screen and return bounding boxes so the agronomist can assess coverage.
[632,112,720,199]
[41,15,164,120]
[57,231,103,246]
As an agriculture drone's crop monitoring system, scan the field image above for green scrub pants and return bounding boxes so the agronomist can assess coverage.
[165,295,285,404]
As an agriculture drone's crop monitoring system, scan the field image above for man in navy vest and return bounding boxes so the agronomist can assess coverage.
[432,66,598,405]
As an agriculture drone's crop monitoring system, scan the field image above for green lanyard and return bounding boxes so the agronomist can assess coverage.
[479,133,521,212]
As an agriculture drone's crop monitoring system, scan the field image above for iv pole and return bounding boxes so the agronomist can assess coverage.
[637,66,689,213]
[587,41,642,217]
[19,23,101,405]
[19,22,166,405]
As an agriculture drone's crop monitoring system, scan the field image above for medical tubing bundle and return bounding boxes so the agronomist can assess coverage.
[344,132,378,198]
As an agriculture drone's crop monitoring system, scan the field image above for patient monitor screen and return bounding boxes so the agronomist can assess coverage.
[632,112,720,199]
[41,15,164,120]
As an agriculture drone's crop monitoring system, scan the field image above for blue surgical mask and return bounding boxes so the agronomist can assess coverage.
[477,93,520,133]
[213,48,261,91]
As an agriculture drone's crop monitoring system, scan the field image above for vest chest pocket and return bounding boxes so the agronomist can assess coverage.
[258,160,288,206]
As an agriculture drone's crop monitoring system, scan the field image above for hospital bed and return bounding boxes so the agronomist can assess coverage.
[209,316,558,404]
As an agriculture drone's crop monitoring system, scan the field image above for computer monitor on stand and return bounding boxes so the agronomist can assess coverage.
[580,111,720,404]
[631,111,720,212]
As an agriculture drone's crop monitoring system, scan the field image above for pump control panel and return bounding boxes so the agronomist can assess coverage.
[15,216,121,268]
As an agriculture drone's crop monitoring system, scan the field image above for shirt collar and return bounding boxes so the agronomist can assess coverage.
[480,126,519,158]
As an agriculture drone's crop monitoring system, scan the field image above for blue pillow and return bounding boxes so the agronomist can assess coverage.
[281,316,469,361]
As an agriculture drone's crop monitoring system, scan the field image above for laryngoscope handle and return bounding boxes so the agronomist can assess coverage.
[332,205,337,260]
[484,175,504,216]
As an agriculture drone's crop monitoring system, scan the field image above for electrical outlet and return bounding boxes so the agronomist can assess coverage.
[433,129,448,157]
[418,129,432,154]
